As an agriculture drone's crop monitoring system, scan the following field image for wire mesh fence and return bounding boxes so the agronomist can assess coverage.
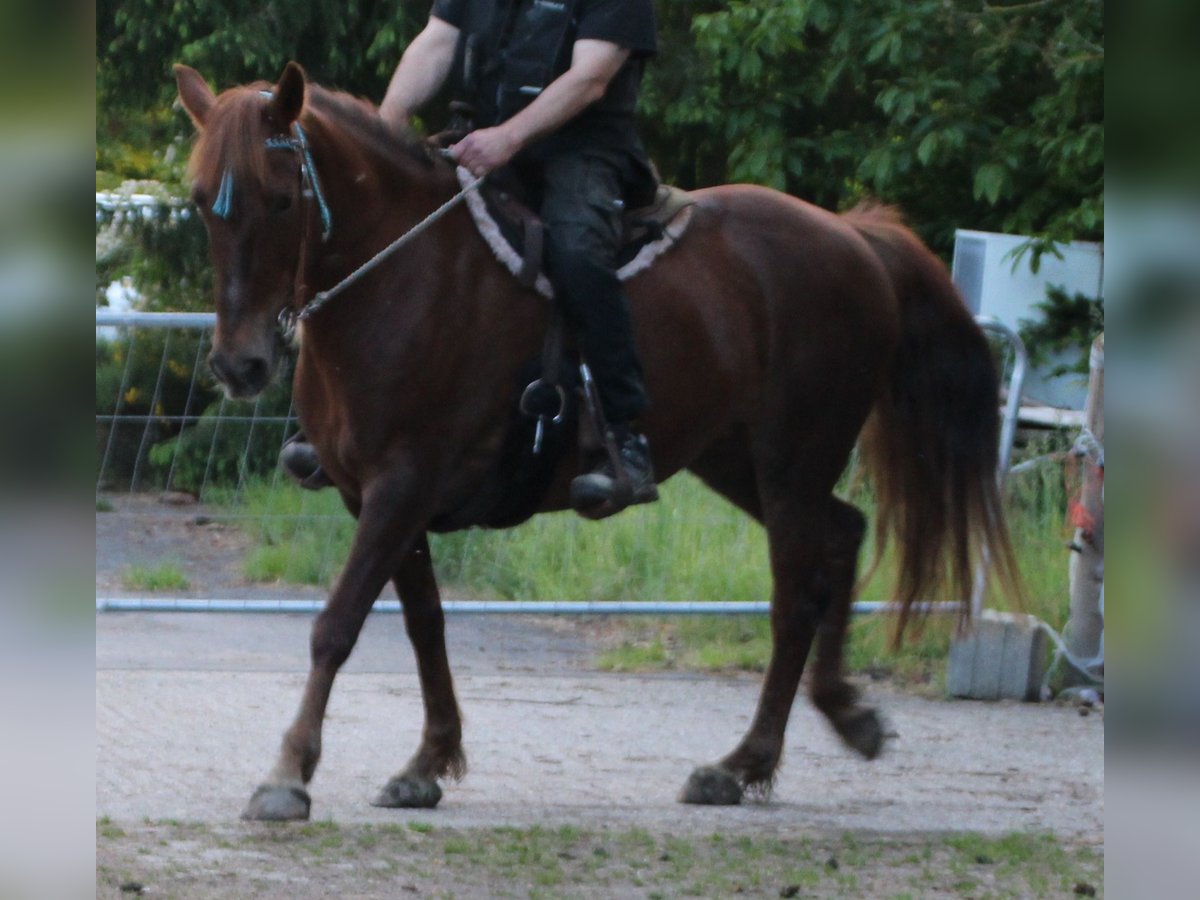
[95,310,359,600]
[96,309,1024,615]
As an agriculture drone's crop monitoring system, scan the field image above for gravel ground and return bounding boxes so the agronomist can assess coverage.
[97,610,1104,837]
[96,494,1104,895]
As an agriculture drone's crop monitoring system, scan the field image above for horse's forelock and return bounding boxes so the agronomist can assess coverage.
[187,83,277,194]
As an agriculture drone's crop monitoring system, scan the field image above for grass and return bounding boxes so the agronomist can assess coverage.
[205,479,354,586]
[96,820,1103,899]
[120,562,189,592]
[210,433,1075,683]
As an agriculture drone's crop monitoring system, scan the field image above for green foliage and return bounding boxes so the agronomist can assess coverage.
[98,1,1102,261]
[97,1,427,118]
[96,187,211,312]
[96,331,216,488]
[215,451,1072,681]
[146,372,295,495]
[122,562,190,591]
[430,473,770,604]
[1019,285,1104,377]
[205,478,353,586]
[637,0,1103,255]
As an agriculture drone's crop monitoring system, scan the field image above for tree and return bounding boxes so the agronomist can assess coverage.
[638,0,1103,255]
[97,1,426,111]
[97,0,1103,257]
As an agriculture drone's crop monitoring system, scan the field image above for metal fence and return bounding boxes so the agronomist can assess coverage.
[96,309,1024,615]
[96,311,294,493]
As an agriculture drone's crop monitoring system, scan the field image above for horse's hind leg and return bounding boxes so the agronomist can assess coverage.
[680,490,830,805]
[808,498,888,760]
[373,534,465,808]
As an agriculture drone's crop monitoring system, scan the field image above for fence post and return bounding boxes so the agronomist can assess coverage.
[1063,334,1105,684]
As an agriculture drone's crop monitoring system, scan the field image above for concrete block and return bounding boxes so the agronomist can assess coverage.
[947,610,1048,701]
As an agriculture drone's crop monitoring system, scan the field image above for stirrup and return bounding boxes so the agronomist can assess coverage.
[569,362,657,518]
[570,429,658,520]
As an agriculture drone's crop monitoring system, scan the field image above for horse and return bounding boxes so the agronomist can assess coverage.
[174,61,1020,820]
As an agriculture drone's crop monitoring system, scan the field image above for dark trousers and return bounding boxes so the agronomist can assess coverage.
[516,150,649,426]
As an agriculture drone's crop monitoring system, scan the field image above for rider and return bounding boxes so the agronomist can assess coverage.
[282,0,660,514]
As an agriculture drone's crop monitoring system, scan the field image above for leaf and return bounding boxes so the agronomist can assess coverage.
[917,132,939,166]
[973,163,1008,205]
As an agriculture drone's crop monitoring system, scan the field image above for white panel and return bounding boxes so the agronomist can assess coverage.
[952,230,1102,410]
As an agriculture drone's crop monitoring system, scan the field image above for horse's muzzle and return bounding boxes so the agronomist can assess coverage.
[208,349,275,399]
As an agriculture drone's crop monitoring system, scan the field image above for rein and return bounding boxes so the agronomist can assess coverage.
[294,161,485,324]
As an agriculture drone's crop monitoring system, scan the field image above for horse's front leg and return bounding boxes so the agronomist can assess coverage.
[242,476,424,821]
[372,533,465,809]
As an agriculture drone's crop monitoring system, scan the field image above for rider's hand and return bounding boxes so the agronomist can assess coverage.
[450,126,521,177]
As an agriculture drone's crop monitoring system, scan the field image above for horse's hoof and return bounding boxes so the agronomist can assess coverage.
[242,784,311,821]
[836,707,888,760]
[371,775,442,809]
[678,765,744,805]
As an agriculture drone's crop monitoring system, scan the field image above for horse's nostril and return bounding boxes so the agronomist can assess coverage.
[208,351,271,396]
[208,351,232,385]
[243,356,270,388]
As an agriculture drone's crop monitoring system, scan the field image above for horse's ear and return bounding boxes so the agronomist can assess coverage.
[174,64,216,129]
[271,61,307,127]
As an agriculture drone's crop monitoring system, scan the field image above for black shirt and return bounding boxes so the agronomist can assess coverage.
[430,0,656,155]
[432,0,656,57]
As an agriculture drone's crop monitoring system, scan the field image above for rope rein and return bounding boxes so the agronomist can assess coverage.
[255,91,480,332]
[296,165,484,322]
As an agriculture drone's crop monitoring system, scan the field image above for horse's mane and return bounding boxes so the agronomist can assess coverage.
[188,79,436,194]
[304,84,437,173]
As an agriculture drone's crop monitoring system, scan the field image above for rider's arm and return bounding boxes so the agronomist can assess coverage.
[379,16,460,131]
[451,39,631,175]
[502,39,631,150]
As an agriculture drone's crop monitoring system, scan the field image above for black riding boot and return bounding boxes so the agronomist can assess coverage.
[279,433,332,490]
[570,423,658,515]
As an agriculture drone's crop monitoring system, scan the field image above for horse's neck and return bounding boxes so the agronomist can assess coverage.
[299,132,477,343]
[298,116,534,373]
[318,139,454,257]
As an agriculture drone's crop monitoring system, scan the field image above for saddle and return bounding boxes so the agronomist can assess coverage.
[458,166,696,298]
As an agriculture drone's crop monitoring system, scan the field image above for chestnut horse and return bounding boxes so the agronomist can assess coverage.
[175,62,1019,820]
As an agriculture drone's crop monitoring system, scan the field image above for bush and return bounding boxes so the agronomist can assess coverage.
[147,365,295,495]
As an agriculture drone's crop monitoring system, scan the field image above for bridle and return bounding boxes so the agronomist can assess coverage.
[212,90,484,343]
[206,90,334,343]
[264,115,333,343]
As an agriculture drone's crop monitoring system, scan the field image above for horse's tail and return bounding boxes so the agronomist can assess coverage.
[844,203,1023,641]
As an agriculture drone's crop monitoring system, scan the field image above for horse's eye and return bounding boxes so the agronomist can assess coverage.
[267,194,293,215]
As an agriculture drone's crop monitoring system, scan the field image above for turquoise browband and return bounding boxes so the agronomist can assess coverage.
[210,91,332,242]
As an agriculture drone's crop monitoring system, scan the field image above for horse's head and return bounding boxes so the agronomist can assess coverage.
[175,62,314,399]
